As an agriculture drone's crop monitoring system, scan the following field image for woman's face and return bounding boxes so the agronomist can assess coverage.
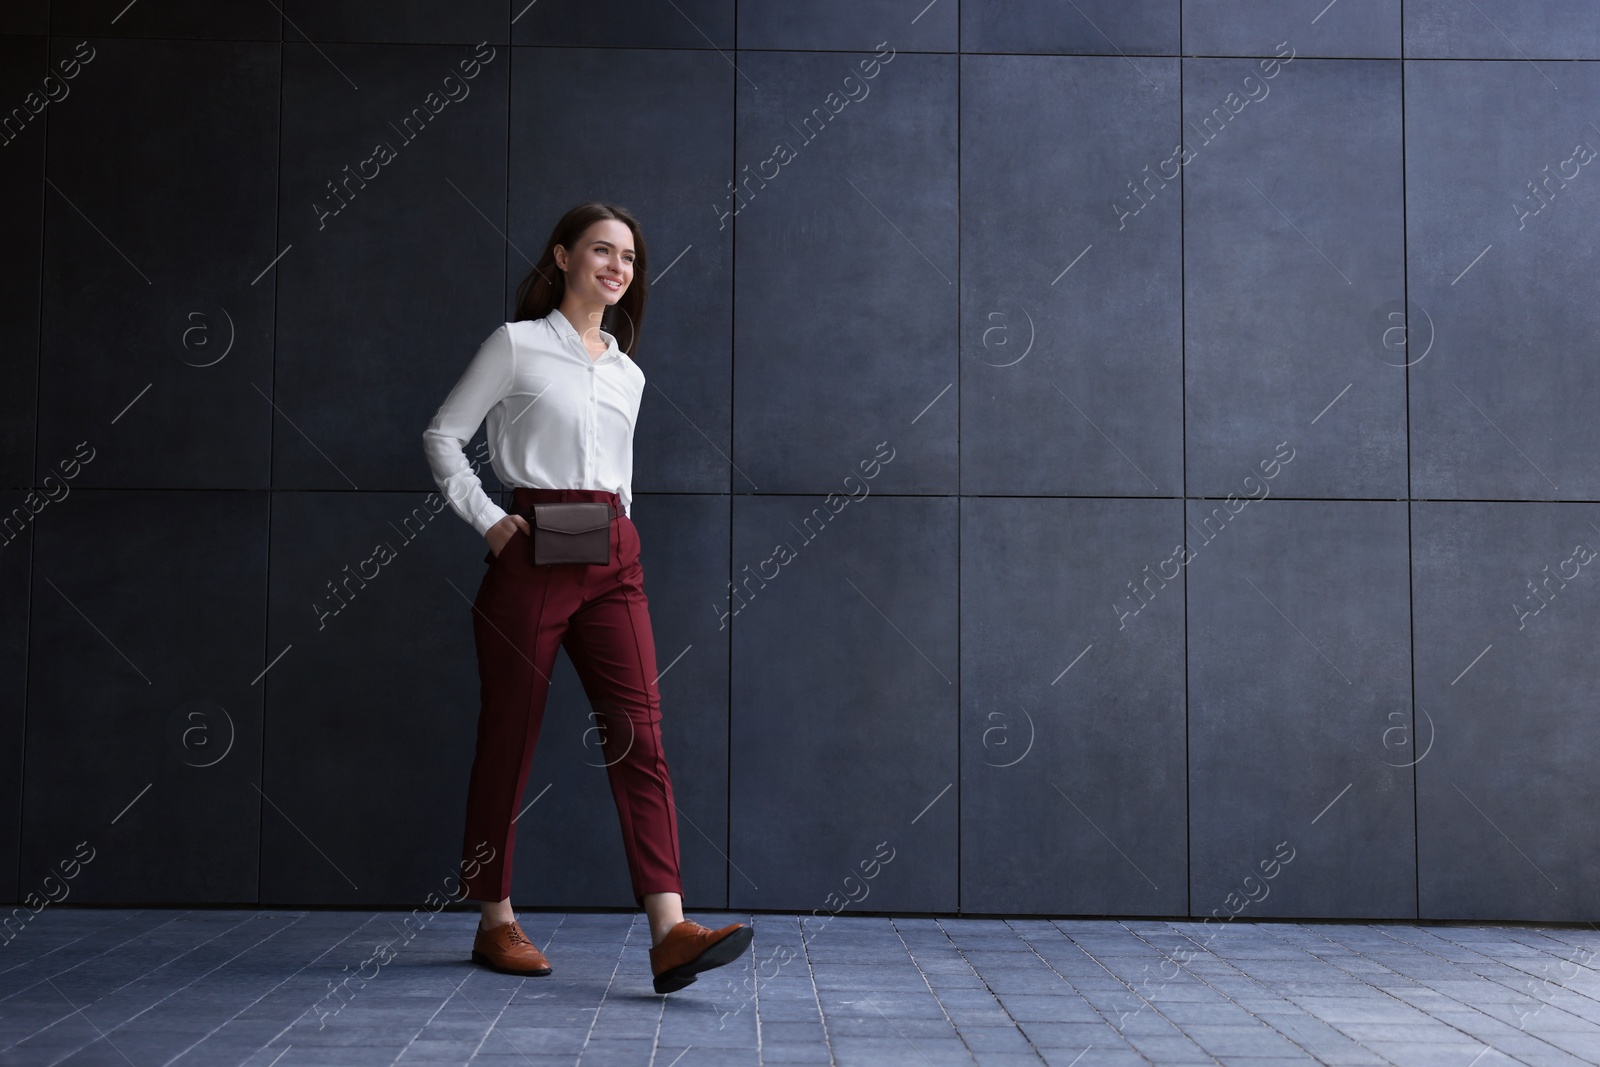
[558,220,635,305]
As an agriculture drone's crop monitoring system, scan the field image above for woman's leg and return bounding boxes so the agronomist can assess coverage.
[566,510,753,991]
[561,516,686,931]
[459,529,575,912]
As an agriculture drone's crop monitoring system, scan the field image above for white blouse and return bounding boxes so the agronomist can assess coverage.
[422,308,645,538]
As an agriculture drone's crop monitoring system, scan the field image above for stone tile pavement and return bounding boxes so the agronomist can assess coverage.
[2,908,1599,1065]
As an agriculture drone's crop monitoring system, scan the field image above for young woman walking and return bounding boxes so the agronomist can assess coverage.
[422,202,752,994]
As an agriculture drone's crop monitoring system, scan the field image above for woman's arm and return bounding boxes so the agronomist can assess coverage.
[422,324,515,538]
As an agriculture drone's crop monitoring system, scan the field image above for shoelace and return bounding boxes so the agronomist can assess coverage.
[504,923,530,946]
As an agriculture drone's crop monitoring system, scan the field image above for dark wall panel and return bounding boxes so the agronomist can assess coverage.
[961,0,1178,55]
[1405,1,1600,59]
[512,0,731,49]
[1186,499,1416,919]
[1412,502,1600,921]
[22,490,266,903]
[0,35,45,490]
[960,54,1181,498]
[37,37,279,490]
[730,494,958,914]
[1404,60,1600,501]
[734,50,957,497]
[3,33,53,906]
[0,493,29,903]
[1182,0,1400,58]
[51,1,278,39]
[1184,57,1405,501]
[960,498,1188,916]
[275,41,508,493]
[259,490,486,904]
[282,1,509,45]
[737,1,955,52]
[1,6,47,33]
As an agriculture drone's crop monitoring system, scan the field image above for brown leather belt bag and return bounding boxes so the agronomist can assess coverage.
[529,501,615,565]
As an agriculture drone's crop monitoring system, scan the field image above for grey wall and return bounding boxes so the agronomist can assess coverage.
[4,1,1599,922]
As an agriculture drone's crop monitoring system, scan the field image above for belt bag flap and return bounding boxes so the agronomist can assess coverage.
[532,502,612,534]
[530,501,612,566]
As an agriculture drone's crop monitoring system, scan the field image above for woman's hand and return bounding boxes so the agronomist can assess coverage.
[485,514,531,558]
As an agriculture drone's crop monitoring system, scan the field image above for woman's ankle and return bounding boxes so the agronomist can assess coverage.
[641,891,685,946]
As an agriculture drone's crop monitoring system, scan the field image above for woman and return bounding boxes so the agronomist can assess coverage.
[422,202,752,994]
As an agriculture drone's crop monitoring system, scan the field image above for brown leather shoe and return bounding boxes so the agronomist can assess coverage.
[471,918,552,976]
[649,919,754,994]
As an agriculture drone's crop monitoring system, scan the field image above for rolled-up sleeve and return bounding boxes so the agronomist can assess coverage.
[422,324,514,539]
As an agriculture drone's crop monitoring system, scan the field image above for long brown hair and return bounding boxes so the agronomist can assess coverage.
[513,202,648,357]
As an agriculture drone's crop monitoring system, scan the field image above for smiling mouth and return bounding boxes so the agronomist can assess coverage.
[599,277,623,291]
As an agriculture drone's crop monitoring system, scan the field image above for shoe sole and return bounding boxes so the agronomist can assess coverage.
[652,925,754,995]
[471,948,552,977]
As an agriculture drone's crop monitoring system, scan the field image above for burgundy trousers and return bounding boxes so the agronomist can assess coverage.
[459,486,684,907]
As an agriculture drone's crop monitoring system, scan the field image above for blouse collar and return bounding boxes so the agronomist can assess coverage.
[547,307,620,364]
